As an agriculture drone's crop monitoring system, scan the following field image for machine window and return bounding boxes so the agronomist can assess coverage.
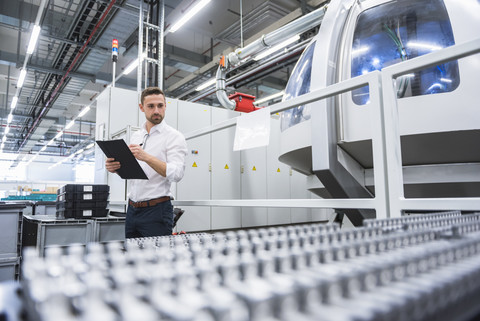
[281,41,316,132]
[351,0,459,105]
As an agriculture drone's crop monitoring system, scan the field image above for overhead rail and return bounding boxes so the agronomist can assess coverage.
[215,3,327,110]
[174,38,480,218]
[1,0,48,152]
[17,0,118,152]
[184,40,309,101]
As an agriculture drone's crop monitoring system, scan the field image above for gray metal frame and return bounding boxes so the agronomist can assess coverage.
[171,38,480,219]
[25,216,94,257]
[91,217,125,243]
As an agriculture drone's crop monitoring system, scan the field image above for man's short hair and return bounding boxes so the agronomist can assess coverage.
[141,87,165,104]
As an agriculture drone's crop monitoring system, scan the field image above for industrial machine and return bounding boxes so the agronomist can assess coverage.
[279,0,480,224]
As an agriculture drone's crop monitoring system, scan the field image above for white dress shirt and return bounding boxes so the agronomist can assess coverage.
[128,120,187,202]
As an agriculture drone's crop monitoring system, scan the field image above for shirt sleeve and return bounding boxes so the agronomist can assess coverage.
[165,132,188,182]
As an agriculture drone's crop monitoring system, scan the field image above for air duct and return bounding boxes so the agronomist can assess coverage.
[215,4,327,108]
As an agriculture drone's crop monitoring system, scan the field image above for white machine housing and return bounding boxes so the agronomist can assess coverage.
[279,0,480,198]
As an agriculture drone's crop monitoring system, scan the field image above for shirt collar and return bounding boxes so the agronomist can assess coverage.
[142,120,166,135]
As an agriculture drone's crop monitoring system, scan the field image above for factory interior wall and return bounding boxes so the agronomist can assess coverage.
[94,88,333,232]
[0,162,77,198]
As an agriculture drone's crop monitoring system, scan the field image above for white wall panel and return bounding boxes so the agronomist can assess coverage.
[241,146,267,227]
[290,170,312,223]
[28,163,74,182]
[164,98,178,129]
[109,87,139,135]
[176,101,211,232]
[211,108,241,230]
[94,88,110,183]
[310,193,334,222]
[267,117,291,225]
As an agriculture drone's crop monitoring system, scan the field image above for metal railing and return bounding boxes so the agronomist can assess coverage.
[175,38,480,219]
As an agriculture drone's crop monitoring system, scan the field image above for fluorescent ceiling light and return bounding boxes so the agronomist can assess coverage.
[26,25,41,54]
[11,96,18,109]
[47,139,55,146]
[2,136,6,143]
[351,46,370,57]
[17,69,27,88]
[0,143,4,150]
[254,35,300,61]
[124,59,139,75]
[78,106,91,118]
[407,41,442,51]
[5,127,10,135]
[55,131,63,139]
[27,155,37,165]
[75,149,84,155]
[254,91,285,105]
[86,143,95,149]
[65,119,75,130]
[7,114,13,124]
[170,0,211,33]
[40,145,47,152]
[195,78,216,91]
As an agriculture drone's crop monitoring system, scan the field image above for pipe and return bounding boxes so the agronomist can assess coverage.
[191,42,305,101]
[215,3,326,108]
[215,66,236,110]
[231,4,326,62]
[137,0,143,95]
[158,0,165,89]
[18,0,117,151]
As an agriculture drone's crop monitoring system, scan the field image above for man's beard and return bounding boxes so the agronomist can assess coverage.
[148,114,163,125]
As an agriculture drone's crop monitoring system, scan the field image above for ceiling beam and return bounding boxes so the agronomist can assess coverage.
[0,50,96,82]
[163,43,210,68]
[166,0,327,94]
[0,1,37,24]
[123,28,211,68]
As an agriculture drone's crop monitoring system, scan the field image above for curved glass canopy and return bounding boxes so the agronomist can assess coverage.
[281,42,316,132]
[351,0,459,105]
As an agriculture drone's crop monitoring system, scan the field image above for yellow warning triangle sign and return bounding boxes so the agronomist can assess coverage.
[277,168,281,172]
[192,162,198,167]
[252,166,256,171]
[224,164,229,169]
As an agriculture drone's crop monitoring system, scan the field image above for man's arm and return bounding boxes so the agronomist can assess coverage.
[129,134,187,181]
[129,144,166,176]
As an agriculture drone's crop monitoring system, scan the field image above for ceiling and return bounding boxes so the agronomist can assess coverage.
[0,0,325,166]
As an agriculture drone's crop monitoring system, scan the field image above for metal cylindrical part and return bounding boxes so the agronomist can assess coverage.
[235,5,326,60]
[215,66,236,110]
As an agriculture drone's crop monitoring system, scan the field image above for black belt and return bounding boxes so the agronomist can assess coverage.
[129,196,171,208]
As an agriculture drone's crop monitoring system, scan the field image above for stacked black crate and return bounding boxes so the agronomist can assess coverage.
[56,184,110,219]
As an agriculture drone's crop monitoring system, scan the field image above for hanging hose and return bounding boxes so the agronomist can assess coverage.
[383,23,409,98]
[215,65,236,110]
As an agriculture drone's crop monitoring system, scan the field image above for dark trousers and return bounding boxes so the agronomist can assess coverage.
[125,200,173,238]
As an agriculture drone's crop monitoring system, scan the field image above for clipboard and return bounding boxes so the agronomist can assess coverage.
[96,139,148,179]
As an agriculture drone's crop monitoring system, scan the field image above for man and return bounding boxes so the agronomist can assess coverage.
[105,87,187,237]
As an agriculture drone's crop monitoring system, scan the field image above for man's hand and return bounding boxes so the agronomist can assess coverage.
[129,144,150,162]
[105,158,121,173]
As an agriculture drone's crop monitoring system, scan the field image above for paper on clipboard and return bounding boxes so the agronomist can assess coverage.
[96,139,148,179]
